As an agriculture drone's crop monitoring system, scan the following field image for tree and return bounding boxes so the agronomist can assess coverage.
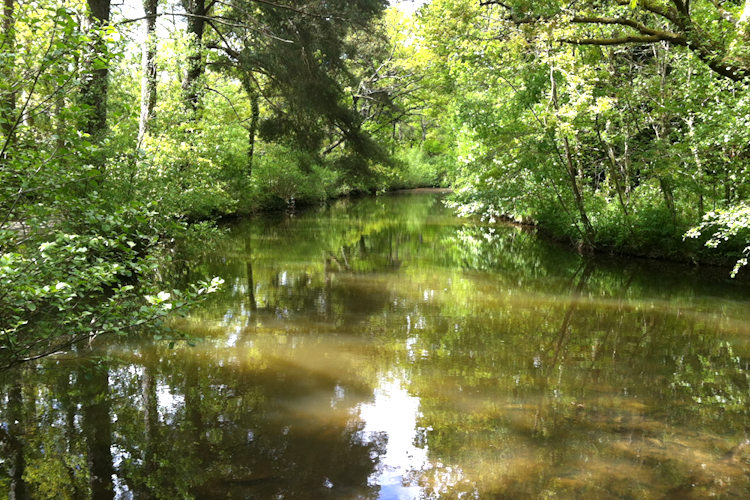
[206,0,390,170]
[1,0,15,149]
[138,0,158,143]
[481,0,750,81]
[0,1,227,368]
[181,0,209,112]
[79,0,112,139]
[239,71,260,174]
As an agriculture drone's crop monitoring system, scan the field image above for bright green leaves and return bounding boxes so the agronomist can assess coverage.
[413,0,750,270]
[686,203,750,277]
[0,198,224,368]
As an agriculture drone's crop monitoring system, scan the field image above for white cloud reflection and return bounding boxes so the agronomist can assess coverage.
[358,375,429,499]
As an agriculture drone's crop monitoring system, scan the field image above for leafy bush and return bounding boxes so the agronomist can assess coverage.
[0,198,223,368]
[687,203,750,276]
[240,144,350,211]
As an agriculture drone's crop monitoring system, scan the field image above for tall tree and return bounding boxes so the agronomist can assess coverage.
[212,0,389,165]
[240,71,260,174]
[79,0,111,139]
[1,0,15,149]
[138,0,158,143]
[549,63,595,242]
[181,0,209,112]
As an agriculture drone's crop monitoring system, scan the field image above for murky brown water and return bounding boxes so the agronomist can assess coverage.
[2,190,750,498]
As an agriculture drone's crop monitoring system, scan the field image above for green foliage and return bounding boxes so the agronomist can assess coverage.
[414,0,750,272]
[687,203,750,276]
[247,145,344,209]
[0,197,224,368]
[379,147,451,189]
[0,1,225,367]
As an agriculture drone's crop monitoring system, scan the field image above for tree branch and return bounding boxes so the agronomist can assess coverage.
[570,15,685,43]
[563,34,666,45]
[709,0,737,25]
[567,8,748,81]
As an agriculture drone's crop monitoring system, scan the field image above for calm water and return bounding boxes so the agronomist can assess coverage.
[2,190,750,498]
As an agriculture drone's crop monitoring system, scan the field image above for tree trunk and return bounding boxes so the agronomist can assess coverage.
[600,120,629,216]
[240,73,260,176]
[659,176,676,217]
[623,138,632,200]
[79,0,111,140]
[181,0,207,113]
[550,65,594,243]
[725,168,732,204]
[1,0,15,150]
[653,43,677,221]
[249,92,259,173]
[138,0,158,144]
[686,117,705,219]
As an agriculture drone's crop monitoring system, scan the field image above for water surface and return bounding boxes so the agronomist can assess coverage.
[1,190,749,498]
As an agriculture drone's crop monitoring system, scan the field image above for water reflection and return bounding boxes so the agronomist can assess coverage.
[358,375,429,499]
[1,190,749,498]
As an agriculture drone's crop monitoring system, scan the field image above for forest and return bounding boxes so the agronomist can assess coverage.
[1,0,749,366]
[1,0,750,497]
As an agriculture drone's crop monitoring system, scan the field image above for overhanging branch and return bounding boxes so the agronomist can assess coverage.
[570,15,685,43]
[563,35,665,45]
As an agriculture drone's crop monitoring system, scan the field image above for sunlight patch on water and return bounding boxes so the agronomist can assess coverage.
[358,375,430,499]
[157,382,184,424]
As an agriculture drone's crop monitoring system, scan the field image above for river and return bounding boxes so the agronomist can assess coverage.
[1,190,749,498]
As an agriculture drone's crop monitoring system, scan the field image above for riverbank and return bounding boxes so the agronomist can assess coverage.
[216,186,746,278]
[449,201,746,278]
[214,185,451,222]
[532,218,746,276]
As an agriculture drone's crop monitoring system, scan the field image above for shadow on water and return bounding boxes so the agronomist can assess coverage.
[1,191,749,498]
